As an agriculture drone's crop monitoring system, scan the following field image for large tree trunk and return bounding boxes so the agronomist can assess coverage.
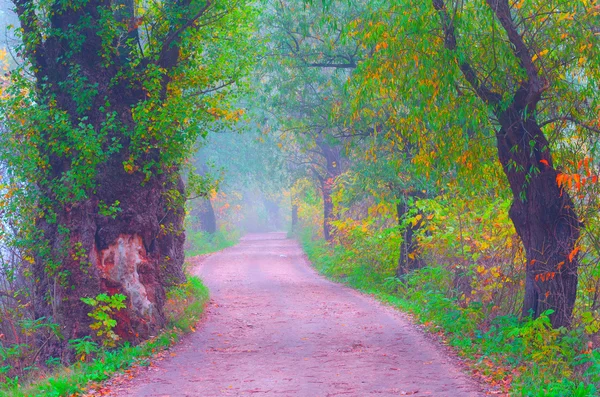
[14,0,192,360]
[432,0,581,328]
[496,109,580,328]
[197,198,217,234]
[33,131,187,362]
[395,197,425,278]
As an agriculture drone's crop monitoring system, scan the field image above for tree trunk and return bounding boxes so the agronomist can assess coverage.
[395,199,425,278]
[496,108,580,328]
[14,0,192,360]
[321,177,335,241]
[33,143,187,362]
[264,199,280,230]
[291,203,299,230]
[432,0,581,327]
[198,198,217,234]
[316,138,341,242]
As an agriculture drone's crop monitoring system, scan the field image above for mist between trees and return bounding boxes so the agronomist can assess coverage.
[0,0,599,395]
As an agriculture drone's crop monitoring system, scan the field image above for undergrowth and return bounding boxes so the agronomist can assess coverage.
[184,228,240,257]
[300,229,600,397]
[0,276,209,397]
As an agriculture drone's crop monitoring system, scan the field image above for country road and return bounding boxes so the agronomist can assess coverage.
[111,232,482,397]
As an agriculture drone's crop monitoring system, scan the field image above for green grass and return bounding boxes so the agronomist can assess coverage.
[299,229,600,397]
[0,227,237,397]
[185,229,240,257]
[0,276,209,397]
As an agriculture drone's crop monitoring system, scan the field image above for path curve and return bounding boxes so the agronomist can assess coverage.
[112,232,482,397]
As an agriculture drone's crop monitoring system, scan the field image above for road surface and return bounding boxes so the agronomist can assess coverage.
[111,232,481,397]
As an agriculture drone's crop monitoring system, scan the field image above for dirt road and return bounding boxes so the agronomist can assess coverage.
[112,232,481,397]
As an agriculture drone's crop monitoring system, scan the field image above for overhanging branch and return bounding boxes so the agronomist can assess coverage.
[432,0,502,106]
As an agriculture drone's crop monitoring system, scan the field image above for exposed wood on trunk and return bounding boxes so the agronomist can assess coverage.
[12,0,210,359]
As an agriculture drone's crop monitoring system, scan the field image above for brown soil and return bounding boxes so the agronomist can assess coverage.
[110,232,482,397]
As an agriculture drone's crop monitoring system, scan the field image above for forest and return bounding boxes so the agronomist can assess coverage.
[0,0,599,396]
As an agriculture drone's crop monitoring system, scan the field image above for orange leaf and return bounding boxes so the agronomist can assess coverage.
[540,159,549,167]
[568,246,581,262]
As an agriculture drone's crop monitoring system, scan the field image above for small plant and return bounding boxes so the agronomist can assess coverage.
[81,293,127,347]
[44,357,61,368]
[98,200,121,219]
[0,275,209,396]
[68,336,100,362]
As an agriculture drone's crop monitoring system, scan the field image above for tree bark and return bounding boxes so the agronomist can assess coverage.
[198,198,217,234]
[433,0,581,327]
[33,158,187,360]
[496,109,579,327]
[395,197,425,278]
[291,203,299,230]
[321,177,336,241]
[12,0,201,359]
[316,140,341,242]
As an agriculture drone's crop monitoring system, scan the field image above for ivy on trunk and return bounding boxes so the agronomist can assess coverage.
[4,0,252,359]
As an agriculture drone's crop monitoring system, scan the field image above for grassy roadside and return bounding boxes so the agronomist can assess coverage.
[0,276,209,397]
[0,229,240,397]
[185,229,241,257]
[299,230,600,397]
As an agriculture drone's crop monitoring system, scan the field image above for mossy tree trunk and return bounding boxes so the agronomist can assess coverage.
[12,0,211,359]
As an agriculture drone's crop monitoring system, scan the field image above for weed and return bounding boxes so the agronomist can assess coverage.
[81,293,127,347]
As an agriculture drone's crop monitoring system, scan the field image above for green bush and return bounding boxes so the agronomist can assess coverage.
[0,276,209,397]
[185,228,240,257]
[80,293,127,347]
[299,228,600,397]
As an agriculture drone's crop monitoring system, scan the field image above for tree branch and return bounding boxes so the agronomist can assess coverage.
[540,116,600,134]
[0,290,19,301]
[307,62,356,69]
[485,0,546,108]
[432,0,502,106]
[158,0,212,70]
[12,0,46,76]
[184,79,236,98]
